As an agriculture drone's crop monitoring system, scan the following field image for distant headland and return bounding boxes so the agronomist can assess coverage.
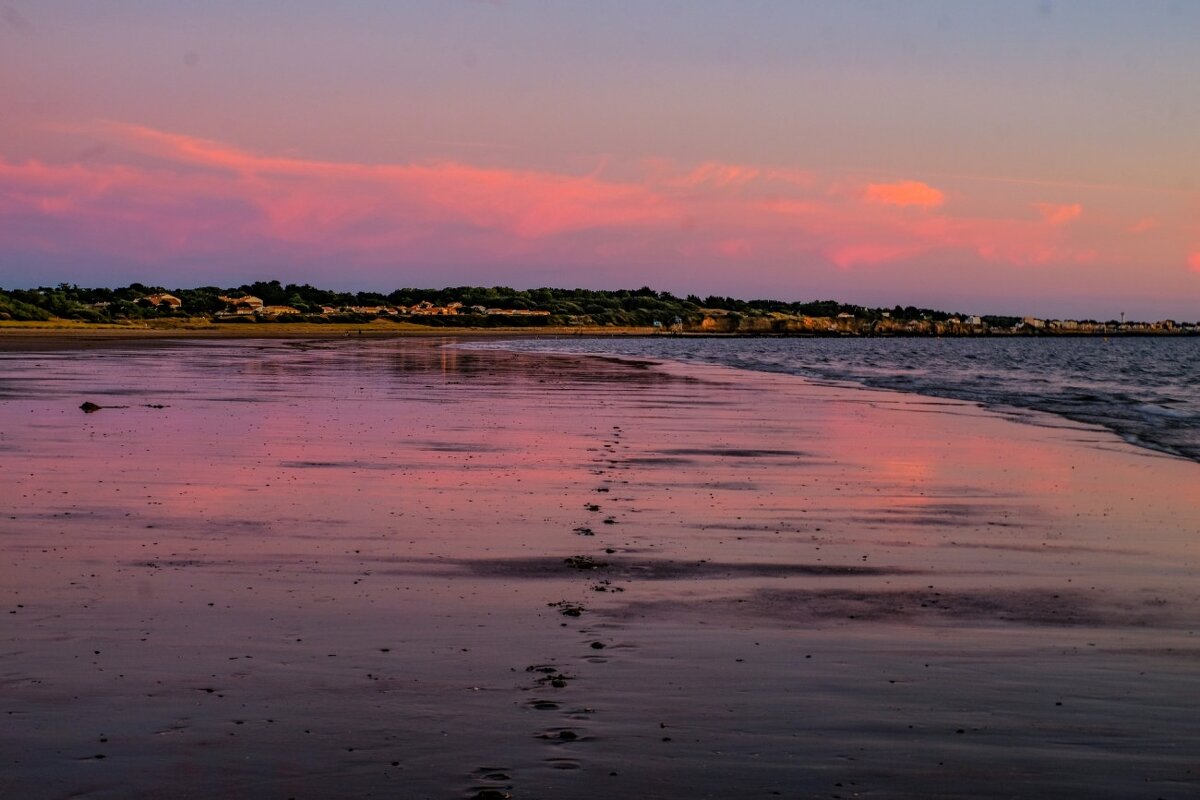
[1,281,1194,336]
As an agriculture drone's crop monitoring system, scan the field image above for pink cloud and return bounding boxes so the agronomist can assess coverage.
[1128,217,1158,234]
[826,242,926,269]
[716,238,755,259]
[1035,202,1082,226]
[761,198,819,216]
[669,161,762,190]
[0,121,1174,284]
[87,123,680,243]
[1189,252,1200,273]
[863,180,944,209]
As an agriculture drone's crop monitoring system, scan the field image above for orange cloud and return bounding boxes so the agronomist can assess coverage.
[1035,202,1082,226]
[863,180,944,209]
[1189,252,1200,273]
[1128,217,1158,234]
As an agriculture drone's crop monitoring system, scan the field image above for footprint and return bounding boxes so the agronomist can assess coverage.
[467,766,514,800]
[536,727,587,744]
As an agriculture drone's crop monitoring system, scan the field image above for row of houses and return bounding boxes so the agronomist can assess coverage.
[89,292,185,310]
[214,296,550,318]
[111,294,1197,332]
[885,315,1195,334]
[1018,317,1197,333]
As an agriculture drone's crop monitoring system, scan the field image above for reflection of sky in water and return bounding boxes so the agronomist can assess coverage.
[2,337,1194,578]
[464,336,1200,461]
[1,338,1199,798]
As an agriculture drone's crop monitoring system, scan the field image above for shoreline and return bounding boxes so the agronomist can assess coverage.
[2,338,1198,797]
[8,327,1198,466]
[459,336,1200,468]
[0,322,657,349]
[1,321,1195,352]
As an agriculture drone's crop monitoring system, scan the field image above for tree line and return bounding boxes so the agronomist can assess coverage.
[0,281,1002,328]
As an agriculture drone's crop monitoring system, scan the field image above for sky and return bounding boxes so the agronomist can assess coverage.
[2,1,1199,318]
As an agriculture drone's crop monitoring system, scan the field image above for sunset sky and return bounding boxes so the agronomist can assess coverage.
[2,1,1198,318]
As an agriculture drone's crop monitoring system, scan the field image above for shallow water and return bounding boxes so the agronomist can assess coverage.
[462,336,1200,462]
[1,337,1198,798]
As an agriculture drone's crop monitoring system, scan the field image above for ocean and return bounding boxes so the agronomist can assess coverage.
[465,335,1200,463]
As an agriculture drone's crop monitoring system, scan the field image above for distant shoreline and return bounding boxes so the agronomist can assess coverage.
[0,320,1195,351]
[0,322,669,351]
[5,284,1194,337]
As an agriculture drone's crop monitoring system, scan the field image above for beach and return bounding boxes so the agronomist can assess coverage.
[1,335,1198,799]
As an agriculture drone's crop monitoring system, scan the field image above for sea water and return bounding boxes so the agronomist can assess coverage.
[465,336,1200,462]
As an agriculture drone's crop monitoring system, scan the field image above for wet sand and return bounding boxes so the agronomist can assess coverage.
[0,325,655,352]
[1,337,1198,799]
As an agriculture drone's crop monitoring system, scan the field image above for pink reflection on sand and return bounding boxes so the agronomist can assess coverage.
[1,340,1199,798]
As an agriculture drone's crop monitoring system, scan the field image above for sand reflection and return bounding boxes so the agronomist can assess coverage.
[1,337,1197,799]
